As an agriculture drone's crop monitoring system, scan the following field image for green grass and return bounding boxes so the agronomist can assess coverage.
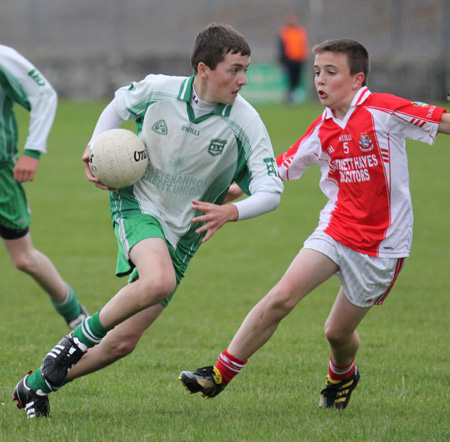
[0,100,449,441]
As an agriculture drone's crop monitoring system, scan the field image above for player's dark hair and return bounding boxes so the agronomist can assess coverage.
[312,39,369,86]
[191,23,251,73]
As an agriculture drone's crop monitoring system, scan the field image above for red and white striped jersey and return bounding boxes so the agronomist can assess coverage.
[277,87,446,258]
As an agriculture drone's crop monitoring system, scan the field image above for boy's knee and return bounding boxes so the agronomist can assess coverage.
[266,285,298,317]
[150,276,176,300]
[11,253,32,273]
[137,274,176,306]
[106,337,138,360]
[324,322,350,345]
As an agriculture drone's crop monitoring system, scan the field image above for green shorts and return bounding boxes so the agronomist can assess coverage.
[114,213,187,307]
[0,161,31,231]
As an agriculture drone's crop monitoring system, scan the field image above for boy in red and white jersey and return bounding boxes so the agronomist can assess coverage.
[278,85,443,259]
[180,38,450,409]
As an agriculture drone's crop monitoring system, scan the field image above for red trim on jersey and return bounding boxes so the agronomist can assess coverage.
[276,115,323,182]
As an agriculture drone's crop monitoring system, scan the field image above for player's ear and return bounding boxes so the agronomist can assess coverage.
[354,72,365,88]
[197,62,209,79]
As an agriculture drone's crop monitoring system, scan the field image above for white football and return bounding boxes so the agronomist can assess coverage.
[89,129,148,189]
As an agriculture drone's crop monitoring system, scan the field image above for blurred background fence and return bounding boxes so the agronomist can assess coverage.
[1,0,449,102]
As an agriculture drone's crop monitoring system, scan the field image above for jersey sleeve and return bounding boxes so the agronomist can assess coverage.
[371,93,446,145]
[0,46,57,154]
[113,74,181,122]
[113,80,149,121]
[89,101,125,144]
[276,115,323,181]
[233,111,283,196]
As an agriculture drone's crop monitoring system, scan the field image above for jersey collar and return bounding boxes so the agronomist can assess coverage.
[322,86,371,121]
[178,76,233,121]
[351,86,371,107]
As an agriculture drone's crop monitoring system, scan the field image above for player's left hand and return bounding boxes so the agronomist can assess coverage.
[192,199,239,243]
[13,155,39,182]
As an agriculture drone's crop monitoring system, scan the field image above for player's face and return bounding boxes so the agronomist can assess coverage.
[202,52,250,105]
[314,51,363,119]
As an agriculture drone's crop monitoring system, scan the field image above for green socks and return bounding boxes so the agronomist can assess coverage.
[26,369,53,394]
[72,311,110,348]
[51,283,82,323]
[26,311,112,394]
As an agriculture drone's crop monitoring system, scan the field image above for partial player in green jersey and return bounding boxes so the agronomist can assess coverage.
[0,45,88,332]
[13,24,283,418]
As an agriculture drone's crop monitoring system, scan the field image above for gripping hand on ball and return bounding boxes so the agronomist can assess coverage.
[82,145,116,191]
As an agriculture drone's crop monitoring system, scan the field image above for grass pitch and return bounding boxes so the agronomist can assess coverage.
[0,99,449,441]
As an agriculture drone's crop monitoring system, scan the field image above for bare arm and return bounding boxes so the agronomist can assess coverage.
[438,112,450,135]
[223,183,244,204]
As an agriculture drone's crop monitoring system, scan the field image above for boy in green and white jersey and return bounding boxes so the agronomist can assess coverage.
[14,23,283,418]
[110,72,281,267]
[0,45,87,331]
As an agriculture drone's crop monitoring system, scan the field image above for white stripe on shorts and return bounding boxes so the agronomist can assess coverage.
[117,218,131,261]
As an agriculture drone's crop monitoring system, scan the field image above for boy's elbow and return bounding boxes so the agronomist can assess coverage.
[269,193,281,212]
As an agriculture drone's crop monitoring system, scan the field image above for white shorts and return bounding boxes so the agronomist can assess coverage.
[303,231,406,308]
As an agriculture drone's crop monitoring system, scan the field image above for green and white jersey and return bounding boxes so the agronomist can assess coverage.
[111,74,283,264]
[0,45,57,164]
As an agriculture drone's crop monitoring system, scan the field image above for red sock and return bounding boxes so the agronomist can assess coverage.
[328,356,355,380]
[215,349,247,384]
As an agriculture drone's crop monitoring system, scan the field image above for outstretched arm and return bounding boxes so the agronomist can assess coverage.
[438,112,450,135]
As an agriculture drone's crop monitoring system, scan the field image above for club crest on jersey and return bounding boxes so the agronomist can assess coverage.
[152,120,168,135]
[169,157,186,170]
[411,101,429,108]
[359,134,374,152]
[208,138,227,156]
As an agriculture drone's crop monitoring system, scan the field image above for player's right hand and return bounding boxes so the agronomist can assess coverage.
[82,145,115,191]
[14,155,39,183]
